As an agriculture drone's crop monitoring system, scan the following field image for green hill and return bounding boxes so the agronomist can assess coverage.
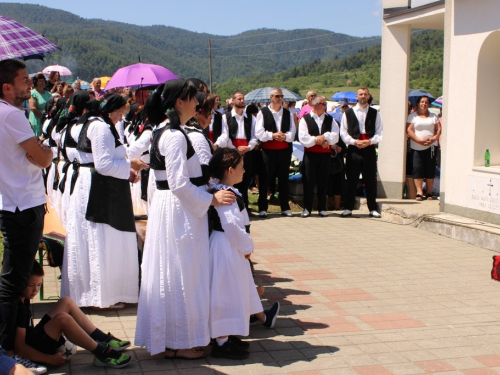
[213,30,444,102]
[0,3,381,83]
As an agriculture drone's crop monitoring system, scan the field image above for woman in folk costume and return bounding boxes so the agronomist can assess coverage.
[43,96,67,218]
[135,79,236,358]
[61,94,147,308]
[56,91,91,227]
[184,91,215,180]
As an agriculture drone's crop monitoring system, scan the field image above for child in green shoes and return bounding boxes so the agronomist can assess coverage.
[14,261,131,369]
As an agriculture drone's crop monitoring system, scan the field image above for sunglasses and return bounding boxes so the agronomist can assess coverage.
[273,95,284,99]
[316,102,327,106]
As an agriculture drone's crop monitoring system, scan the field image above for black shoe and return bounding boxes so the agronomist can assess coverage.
[281,210,292,217]
[229,336,250,349]
[211,339,249,360]
[300,209,310,218]
[263,302,280,328]
[340,210,352,217]
[249,315,259,325]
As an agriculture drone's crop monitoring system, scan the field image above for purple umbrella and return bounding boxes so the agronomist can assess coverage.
[0,16,59,60]
[106,63,178,90]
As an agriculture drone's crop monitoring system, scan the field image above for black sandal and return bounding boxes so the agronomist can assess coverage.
[426,194,433,200]
[164,347,206,360]
[415,194,423,201]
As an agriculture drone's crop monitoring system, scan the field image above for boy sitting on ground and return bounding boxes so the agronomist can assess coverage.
[14,261,131,369]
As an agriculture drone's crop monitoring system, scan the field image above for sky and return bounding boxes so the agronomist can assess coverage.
[2,0,384,37]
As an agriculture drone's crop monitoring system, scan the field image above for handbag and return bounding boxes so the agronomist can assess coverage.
[491,255,500,281]
[329,149,344,175]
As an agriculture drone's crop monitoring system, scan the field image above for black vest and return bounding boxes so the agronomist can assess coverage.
[209,188,249,233]
[76,119,122,153]
[211,111,222,142]
[260,106,291,134]
[149,112,195,171]
[303,113,334,137]
[185,126,214,155]
[225,112,252,142]
[345,107,377,139]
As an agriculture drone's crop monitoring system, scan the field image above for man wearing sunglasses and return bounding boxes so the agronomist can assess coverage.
[255,88,296,218]
[340,86,383,218]
[298,96,339,217]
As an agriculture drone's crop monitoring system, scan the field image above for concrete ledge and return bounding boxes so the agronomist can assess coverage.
[357,198,500,253]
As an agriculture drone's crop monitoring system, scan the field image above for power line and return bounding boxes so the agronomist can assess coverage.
[213,37,381,58]
[209,32,338,50]
[210,29,293,41]
[211,29,431,59]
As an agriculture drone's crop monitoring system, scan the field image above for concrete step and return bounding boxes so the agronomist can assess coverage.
[359,198,500,253]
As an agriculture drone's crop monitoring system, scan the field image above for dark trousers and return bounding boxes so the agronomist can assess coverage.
[302,152,331,212]
[0,205,45,350]
[258,148,291,212]
[345,146,378,212]
[234,150,254,209]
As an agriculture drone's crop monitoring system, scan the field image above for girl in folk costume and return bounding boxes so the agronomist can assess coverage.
[61,94,147,309]
[208,148,280,360]
[135,79,236,358]
[56,91,91,227]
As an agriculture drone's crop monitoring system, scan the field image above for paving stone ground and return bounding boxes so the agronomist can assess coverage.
[36,209,500,374]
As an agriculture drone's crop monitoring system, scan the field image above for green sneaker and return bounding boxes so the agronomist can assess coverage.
[93,351,131,369]
[100,333,130,352]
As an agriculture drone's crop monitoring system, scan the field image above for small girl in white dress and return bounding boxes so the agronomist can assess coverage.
[208,148,280,360]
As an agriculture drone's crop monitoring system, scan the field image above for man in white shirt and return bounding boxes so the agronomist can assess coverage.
[255,88,296,217]
[221,91,258,208]
[299,96,339,218]
[0,60,52,351]
[340,86,383,218]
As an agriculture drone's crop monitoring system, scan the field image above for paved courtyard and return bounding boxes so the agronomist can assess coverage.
[37,210,500,374]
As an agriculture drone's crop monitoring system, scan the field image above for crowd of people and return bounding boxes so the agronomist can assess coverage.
[3,53,442,373]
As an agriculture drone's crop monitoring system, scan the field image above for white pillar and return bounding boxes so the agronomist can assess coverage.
[377,22,411,198]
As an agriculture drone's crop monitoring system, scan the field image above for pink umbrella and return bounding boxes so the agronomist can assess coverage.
[43,64,72,76]
[106,63,178,90]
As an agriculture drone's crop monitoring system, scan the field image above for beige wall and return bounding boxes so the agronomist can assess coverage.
[442,1,500,210]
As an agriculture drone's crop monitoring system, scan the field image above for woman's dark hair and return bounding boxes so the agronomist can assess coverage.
[178,80,198,103]
[246,104,259,116]
[416,95,431,105]
[30,260,45,277]
[32,73,46,86]
[209,148,243,181]
[198,93,215,118]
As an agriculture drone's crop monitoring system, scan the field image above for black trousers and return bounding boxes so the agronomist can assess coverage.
[258,148,291,212]
[0,205,45,350]
[234,150,254,209]
[302,152,331,212]
[345,146,378,212]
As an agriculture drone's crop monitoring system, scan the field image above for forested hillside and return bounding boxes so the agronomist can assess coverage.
[0,3,380,82]
[214,30,444,101]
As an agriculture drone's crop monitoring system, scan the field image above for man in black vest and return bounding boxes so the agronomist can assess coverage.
[221,91,258,208]
[255,88,296,217]
[298,96,339,217]
[340,86,383,218]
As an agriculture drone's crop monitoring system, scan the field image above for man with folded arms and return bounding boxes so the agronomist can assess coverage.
[299,96,339,218]
[255,88,296,218]
[340,86,383,218]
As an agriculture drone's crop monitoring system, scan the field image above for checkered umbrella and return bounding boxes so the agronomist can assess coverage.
[0,16,59,61]
[244,87,302,104]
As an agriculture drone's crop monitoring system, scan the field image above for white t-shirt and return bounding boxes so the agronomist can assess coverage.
[407,111,439,151]
[0,100,46,212]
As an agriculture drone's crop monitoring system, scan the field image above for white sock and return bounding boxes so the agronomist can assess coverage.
[216,337,228,346]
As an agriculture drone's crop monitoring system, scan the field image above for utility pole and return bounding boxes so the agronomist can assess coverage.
[208,39,213,93]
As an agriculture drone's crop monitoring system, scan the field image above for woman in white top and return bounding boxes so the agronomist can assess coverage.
[407,96,441,201]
